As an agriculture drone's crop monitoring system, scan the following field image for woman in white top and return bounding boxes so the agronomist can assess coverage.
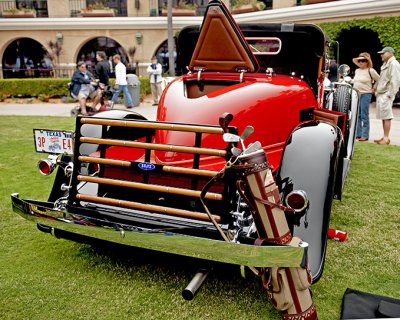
[352,52,380,141]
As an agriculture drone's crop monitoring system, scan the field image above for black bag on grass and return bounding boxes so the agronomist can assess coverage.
[341,288,400,319]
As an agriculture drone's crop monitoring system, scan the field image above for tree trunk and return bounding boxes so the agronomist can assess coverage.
[167,0,175,76]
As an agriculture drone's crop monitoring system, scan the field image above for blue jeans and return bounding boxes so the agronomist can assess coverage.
[356,93,372,139]
[111,85,133,107]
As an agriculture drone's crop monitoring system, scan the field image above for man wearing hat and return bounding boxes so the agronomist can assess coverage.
[374,47,400,145]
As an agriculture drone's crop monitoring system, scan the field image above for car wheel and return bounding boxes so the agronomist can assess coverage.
[332,84,351,114]
[332,85,358,157]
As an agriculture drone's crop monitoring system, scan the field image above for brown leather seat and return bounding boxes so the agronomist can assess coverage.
[189,1,258,73]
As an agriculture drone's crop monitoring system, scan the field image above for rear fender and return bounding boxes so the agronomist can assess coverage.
[276,120,342,282]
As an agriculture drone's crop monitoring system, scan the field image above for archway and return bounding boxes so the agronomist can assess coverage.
[76,37,129,75]
[336,27,382,75]
[2,38,49,78]
[154,38,177,75]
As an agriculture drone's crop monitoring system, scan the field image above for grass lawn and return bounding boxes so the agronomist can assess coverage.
[0,116,399,320]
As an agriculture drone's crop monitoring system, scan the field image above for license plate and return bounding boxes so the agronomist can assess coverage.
[33,129,74,155]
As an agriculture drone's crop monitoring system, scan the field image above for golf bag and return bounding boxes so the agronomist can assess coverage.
[235,150,317,320]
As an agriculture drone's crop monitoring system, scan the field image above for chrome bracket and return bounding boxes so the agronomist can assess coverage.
[193,67,206,82]
[236,68,248,82]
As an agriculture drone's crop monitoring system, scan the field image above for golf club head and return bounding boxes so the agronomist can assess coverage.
[240,126,254,141]
[244,141,261,154]
[223,133,240,143]
[231,147,242,157]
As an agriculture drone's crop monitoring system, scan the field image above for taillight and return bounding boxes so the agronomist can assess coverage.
[285,190,308,212]
[38,158,57,175]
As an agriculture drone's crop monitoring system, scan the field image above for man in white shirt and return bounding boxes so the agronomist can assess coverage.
[147,56,163,105]
[374,47,400,145]
[111,54,133,108]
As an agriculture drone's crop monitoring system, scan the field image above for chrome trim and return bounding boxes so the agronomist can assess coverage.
[285,190,309,213]
[11,193,306,268]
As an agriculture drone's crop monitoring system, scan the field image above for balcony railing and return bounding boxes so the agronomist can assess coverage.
[69,0,127,17]
[0,65,80,79]
[0,0,48,17]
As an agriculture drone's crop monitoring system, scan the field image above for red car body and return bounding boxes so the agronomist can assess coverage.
[157,73,318,170]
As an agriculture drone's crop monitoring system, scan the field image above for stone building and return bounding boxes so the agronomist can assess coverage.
[0,0,399,78]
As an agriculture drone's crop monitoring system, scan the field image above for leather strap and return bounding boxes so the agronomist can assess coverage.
[200,168,231,242]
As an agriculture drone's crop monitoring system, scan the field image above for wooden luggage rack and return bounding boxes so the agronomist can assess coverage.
[69,116,238,223]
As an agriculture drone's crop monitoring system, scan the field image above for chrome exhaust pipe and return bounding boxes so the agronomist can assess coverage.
[182,269,210,301]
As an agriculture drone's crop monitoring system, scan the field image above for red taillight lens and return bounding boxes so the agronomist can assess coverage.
[38,159,56,176]
[285,190,308,212]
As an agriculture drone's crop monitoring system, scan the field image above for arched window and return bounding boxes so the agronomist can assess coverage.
[2,38,49,78]
[154,38,177,75]
[77,37,130,76]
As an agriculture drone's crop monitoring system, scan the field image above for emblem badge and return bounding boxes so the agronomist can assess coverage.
[138,162,156,171]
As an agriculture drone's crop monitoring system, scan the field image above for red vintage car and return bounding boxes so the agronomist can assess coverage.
[11,1,359,319]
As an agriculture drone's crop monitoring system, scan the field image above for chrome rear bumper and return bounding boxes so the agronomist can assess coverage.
[11,193,307,268]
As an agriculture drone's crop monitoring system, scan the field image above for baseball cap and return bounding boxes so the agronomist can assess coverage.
[377,47,395,54]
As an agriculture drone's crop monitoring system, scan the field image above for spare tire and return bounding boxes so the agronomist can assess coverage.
[332,84,351,114]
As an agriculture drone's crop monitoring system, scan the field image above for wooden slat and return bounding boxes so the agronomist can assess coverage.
[78,156,219,178]
[80,118,224,135]
[78,156,131,167]
[263,142,285,151]
[163,165,218,178]
[76,194,221,222]
[78,175,223,200]
[80,137,228,157]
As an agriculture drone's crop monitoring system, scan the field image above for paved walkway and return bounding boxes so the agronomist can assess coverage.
[0,101,158,120]
[368,102,400,146]
[0,100,399,146]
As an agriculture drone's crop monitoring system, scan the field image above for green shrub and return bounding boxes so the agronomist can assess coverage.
[0,77,151,99]
[320,16,400,55]
[38,94,50,102]
[0,78,70,98]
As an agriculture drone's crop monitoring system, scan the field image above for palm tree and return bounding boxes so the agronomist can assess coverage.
[47,40,62,77]
[167,0,175,76]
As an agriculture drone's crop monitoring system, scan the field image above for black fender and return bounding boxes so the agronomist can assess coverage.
[276,120,342,283]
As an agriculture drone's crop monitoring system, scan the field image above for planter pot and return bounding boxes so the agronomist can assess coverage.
[2,11,36,18]
[161,8,196,16]
[81,9,115,17]
[231,3,263,14]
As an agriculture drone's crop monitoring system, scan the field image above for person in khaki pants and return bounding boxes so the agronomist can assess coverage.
[147,56,163,106]
[374,47,400,145]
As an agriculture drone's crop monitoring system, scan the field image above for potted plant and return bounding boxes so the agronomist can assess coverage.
[81,2,116,17]
[231,0,266,14]
[161,1,197,16]
[2,7,36,18]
